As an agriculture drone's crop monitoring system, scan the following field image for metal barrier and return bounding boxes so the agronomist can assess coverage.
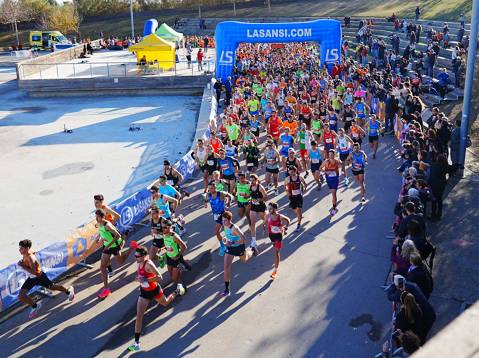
[18,59,215,80]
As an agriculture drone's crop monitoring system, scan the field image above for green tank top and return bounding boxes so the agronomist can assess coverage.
[99,224,121,248]
[163,234,180,257]
[312,119,322,134]
[236,182,251,203]
[298,131,307,150]
[216,181,225,192]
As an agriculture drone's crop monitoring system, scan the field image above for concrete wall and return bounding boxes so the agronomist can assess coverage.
[18,74,212,97]
[17,40,100,79]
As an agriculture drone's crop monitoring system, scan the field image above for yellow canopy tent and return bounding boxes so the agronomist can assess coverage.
[128,34,175,71]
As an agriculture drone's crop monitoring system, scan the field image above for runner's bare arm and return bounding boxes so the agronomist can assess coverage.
[174,234,187,255]
[145,261,162,282]
[163,194,179,206]
[104,205,120,222]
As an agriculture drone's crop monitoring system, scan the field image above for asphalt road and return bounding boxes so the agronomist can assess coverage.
[0,135,400,358]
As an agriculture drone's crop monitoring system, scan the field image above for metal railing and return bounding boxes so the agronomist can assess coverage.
[18,59,215,80]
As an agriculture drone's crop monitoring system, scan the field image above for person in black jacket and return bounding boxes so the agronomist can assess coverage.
[387,275,436,344]
[395,291,423,338]
[396,202,426,240]
[407,252,433,299]
[428,154,454,221]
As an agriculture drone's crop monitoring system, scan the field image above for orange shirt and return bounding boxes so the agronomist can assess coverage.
[282,120,298,136]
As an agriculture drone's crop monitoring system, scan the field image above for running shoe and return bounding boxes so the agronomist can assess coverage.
[270,271,278,280]
[129,240,139,249]
[176,283,186,296]
[331,208,338,216]
[158,255,166,269]
[68,286,75,302]
[219,289,230,297]
[344,177,350,186]
[372,154,376,159]
[251,246,260,256]
[304,171,309,179]
[274,188,279,196]
[295,223,301,232]
[127,342,141,352]
[107,270,115,278]
[320,175,325,183]
[98,287,111,299]
[28,302,42,319]
[177,214,186,226]
[361,196,366,203]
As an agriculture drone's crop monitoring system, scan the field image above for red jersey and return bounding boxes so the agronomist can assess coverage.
[268,116,283,137]
[323,131,336,145]
[137,261,157,291]
[268,214,283,235]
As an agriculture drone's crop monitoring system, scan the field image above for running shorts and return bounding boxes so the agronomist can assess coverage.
[166,255,181,268]
[311,163,321,172]
[339,152,349,162]
[152,238,165,248]
[368,135,379,143]
[300,149,308,159]
[213,212,223,225]
[102,245,121,256]
[21,271,53,291]
[352,169,365,176]
[237,201,250,209]
[250,202,266,213]
[280,148,289,158]
[266,167,279,174]
[249,110,259,116]
[324,143,334,151]
[225,244,245,257]
[269,233,283,250]
[344,121,353,132]
[352,137,362,145]
[223,173,236,181]
[140,286,164,300]
[289,195,303,209]
[326,176,339,190]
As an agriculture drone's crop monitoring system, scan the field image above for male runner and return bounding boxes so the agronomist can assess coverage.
[127,245,185,352]
[263,139,281,195]
[248,173,267,253]
[347,143,368,202]
[365,114,383,159]
[320,150,340,216]
[266,202,290,280]
[308,140,324,190]
[217,148,240,193]
[235,172,251,224]
[161,220,189,293]
[18,239,74,319]
[337,128,354,185]
[95,209,135,298]
[205,181,233,255]
[284,166,307,231]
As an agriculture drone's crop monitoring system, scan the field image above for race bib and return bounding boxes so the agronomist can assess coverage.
[292,189,301,196]
[207,160,214,165]
[267,159,275,164]
[213,213,221,221]
[271,226,282,234]
[167,180,174,186]
[326,138,332,143]
[166,246,174,253]
[251,199,260,205]
[140,279,150,289]
[247,162,254,167]
[326,171,337,177]
[312,158,319,164]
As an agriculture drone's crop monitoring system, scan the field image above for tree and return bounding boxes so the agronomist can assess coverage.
[45,3,81,36]
[0,0,35,45]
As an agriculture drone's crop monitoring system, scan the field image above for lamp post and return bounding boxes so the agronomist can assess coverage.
[130,0,135,38]
[458,0,479,174]
[233,0,236,16]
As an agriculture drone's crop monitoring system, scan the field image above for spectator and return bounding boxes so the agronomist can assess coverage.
[213,79,223,107]
[407,252,434,299]
[457,26,465,43]
[449,120,462,170]
[396,201,426,240]
[196,48,204,71]
[395,292,423,337]
[415,6,420,21]
[428,154,454,221]
[387,275,436,344]
[436,68,450,98]
[204,36,209,53]
[406,220,431,259]
[391,239,417,276]
[224,76,232,106]
[186,42,192,69]
[381,330,421,357]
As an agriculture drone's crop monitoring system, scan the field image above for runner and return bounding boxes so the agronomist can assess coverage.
[263,139,280,194]
[284,165,307,231]
[209,131,224,153]
[217,148,240,193]
[148,207,167,267]
[224,116,242,146]
[320,124,338,159]
[342,103,356,134]
[268,109,283,144]
[365,114,383,159]
[327,108,339,133]
[284,148,302,177]
[153,175,181,214]
[17,239,75,319]
[194,139,213,193]
[320,150,340,216]
[161,220,189,293]
[127,245,185,352]
[311,112,323,142]
[297,124,312,178]
[219,211,254,297]
[350,119,366,145]
[266,202,290,280]
[248,173,268,253]
[205,181,233,255]
[95,209,135,298]
[149,185,178,221]
[279,127,295,171]
[336,128,354,185]
[163,160,190,198]
[243,140,260,173]
[308,140,324,190]
[224,138,238,158]
[347,143,368,202]
[234,172,251,223]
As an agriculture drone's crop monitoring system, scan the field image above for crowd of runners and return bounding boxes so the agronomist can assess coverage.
[15,21,461,353]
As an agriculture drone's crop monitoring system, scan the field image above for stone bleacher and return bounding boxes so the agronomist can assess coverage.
[176,16,471,108]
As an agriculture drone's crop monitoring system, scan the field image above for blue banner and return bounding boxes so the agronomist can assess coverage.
[113,188,152,234]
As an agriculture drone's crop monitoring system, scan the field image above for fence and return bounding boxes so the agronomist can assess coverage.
[0,80,217,312]
[18,59,215,80]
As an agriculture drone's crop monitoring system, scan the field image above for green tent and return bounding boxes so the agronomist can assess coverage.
[155,23,183,43]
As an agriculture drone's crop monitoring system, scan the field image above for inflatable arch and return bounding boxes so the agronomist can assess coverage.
[215,19,342,81]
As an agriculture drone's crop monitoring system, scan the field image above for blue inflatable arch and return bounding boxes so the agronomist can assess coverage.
[215,19,342,81]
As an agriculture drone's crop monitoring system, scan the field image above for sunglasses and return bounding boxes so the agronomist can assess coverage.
[134,254,144,258]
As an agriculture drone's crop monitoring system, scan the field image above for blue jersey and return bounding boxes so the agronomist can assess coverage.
[328,113,338,131]
[309,148,322,165]
[280,134,294,152]
[224,224,241,246]
[208,192,225,214]
[352,151,365,171]
[218,157,236,176]
[369,121,380,136]
[154,196,172,219]
[356,103,366,118]
[159,184,177,198]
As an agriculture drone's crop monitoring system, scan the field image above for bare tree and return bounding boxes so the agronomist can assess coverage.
[0,0,34,46]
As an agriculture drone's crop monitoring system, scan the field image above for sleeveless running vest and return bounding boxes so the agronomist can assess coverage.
[163,234,180,258]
